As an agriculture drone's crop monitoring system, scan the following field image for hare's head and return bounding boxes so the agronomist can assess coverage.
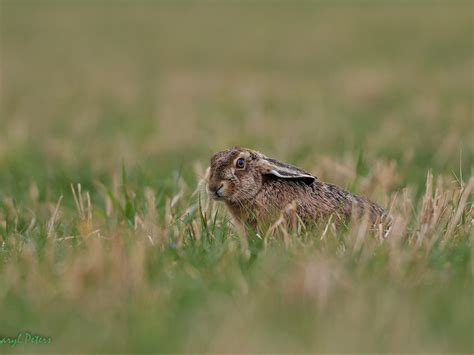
[207,148,315,203]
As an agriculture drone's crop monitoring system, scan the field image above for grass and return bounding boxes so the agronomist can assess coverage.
[0,0,473,353]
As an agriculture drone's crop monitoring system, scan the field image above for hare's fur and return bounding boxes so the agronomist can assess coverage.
[207,147,386,229]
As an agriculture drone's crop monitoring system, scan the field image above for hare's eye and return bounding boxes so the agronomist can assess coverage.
[235,158,245,169]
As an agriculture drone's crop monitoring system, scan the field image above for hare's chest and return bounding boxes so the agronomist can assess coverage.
[224,201,257,226]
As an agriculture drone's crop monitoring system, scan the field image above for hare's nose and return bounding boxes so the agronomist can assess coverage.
[209,183,224,197]
[215,184,224,196]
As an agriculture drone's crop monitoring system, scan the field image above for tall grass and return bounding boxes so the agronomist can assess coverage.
[0,165,472,352]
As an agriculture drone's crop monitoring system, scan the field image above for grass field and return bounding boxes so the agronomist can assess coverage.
[1,1,473,353]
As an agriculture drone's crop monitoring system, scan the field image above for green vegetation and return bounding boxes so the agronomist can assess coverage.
[1,1,472,353]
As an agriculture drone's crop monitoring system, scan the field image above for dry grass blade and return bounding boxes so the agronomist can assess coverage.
[47,195,63,239]
[445,176,474,240]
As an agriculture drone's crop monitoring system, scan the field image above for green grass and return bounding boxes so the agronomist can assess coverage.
[0,1,473,353]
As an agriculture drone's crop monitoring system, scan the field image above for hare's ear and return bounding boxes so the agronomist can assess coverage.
[257,156,316,185]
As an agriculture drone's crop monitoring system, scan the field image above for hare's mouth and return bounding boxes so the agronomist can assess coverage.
[209,183,226,201]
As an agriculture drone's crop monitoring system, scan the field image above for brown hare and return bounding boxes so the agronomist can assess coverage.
[207,147,387,230]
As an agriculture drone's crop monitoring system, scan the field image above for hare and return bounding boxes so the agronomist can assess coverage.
[207,147,387,230]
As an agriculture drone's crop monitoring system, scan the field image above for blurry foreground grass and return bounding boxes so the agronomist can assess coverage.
[0,168,472,353]
[0,0,473,353]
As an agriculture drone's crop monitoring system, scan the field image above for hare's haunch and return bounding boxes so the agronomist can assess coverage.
[207,147,387,228]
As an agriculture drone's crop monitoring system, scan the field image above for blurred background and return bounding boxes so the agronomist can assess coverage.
[0,1,473,353]
[2,0,472,197]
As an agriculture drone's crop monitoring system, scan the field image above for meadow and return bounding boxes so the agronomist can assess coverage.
[1,1,473,353]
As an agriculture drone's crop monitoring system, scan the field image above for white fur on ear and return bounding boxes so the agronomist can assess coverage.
[268,169,315,183]
[257,154,316,185]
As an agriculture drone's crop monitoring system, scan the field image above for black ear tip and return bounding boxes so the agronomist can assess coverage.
[303,176,316,185]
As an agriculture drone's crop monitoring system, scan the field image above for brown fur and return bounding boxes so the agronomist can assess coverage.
[207,147,387,229]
